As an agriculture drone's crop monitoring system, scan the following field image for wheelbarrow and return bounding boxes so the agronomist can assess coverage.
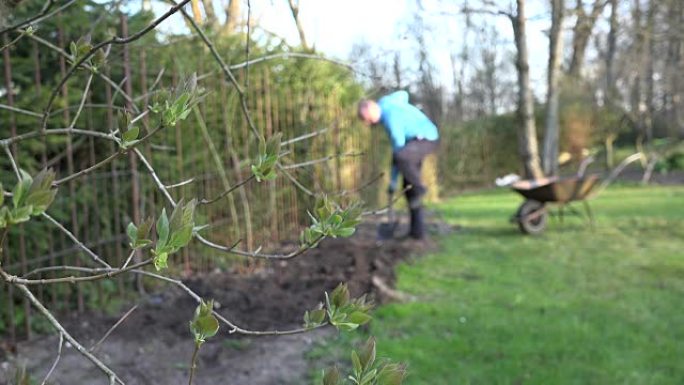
[509,153,645,235]
[510,174,599,234]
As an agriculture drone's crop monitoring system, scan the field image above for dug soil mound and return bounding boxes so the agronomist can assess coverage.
[1,219,449,385]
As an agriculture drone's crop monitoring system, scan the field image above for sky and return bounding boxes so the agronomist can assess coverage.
[145,0,554,97]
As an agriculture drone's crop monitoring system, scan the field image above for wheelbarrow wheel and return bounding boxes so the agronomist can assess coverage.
[516,200,547,235]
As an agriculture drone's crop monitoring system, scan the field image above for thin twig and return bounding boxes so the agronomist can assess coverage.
[3,144,21,179]
[188,342,200,385]
[281,128,328,146]
[40,332,64,385]
[199,175,255,205]
[0,32,26,53]
[0,103,44,118]
[67,73,95,129]
[277,164,315,196]
[335,172,384,197]
[90,305,138,352]
[280,152,364,170]
[165,178,195,189]
[41,213,112,268]
[121,250,136,269]
[361,186,412,216]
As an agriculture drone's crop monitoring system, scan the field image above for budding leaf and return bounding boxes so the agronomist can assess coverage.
[153,251,168,271]
[10,206,32,225]
[156,208,169,249]
[358,337,377,370]
[377,364,406,385]
[126,222,137,245]
[351,350,362,376]
[331,283,350,309]
[348,311,372,326]
[0,207,9,229]
[12,170,32,208]
[122,125,139,144]
[322,366,340,385]
[190,300,219,343]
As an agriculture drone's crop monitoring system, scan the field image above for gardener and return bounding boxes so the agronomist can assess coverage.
[358,90,439,239]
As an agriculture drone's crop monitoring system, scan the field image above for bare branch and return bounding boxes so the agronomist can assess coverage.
[0,0,77,35]
[54,124,163,186]
[280,152,364,170]
[25,32,139,112]
[200,175,256,205]
[0,103,43,118]
[2,143,21,179]
[40,0,193,131]
[14,284,124,384]
[40,332,64,385]
[67,73,95,129]
[277,164,315,196]
[168,1,261,139]
[1,258,152,285]
[0,127,118,147]
[165,178,195,189]
[281,127,328,146]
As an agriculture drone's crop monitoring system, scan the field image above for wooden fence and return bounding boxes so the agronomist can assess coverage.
[0,14,388,342]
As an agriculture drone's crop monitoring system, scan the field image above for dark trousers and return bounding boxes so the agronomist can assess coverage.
[393,139,439,238]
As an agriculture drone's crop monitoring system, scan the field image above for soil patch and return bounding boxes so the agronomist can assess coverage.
[1,218,449,385]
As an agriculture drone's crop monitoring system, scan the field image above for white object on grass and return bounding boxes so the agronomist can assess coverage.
[495,174,521,187]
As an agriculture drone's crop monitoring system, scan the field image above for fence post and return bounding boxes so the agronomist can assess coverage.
[121,13,144,293]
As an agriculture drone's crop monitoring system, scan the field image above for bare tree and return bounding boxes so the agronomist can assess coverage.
[543,0,565,175]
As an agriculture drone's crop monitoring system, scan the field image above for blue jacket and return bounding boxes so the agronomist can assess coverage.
[377,91,439,187]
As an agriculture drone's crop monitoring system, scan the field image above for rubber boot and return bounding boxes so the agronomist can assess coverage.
[409,207,425,239]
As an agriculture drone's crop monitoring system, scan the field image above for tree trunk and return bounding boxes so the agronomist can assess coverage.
[630,0,644,137]
[644,0,656,142]
[512,0,544,179]
[287,0,310,50]
[672,0,684,137]
[393,52,402,89]
[605,0,618,102]
[224,0,240,34]
[568,0,608,77]
[201,0,219,29]
[543,0,565,176]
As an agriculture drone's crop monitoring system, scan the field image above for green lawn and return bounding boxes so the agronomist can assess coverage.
[316,184,684,385]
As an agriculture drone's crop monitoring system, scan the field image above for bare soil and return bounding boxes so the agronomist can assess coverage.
[0,218,451,385]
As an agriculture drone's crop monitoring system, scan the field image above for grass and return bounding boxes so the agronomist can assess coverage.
[313,184,684,385]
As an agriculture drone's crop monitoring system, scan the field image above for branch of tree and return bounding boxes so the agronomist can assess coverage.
[15,284,124,384]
